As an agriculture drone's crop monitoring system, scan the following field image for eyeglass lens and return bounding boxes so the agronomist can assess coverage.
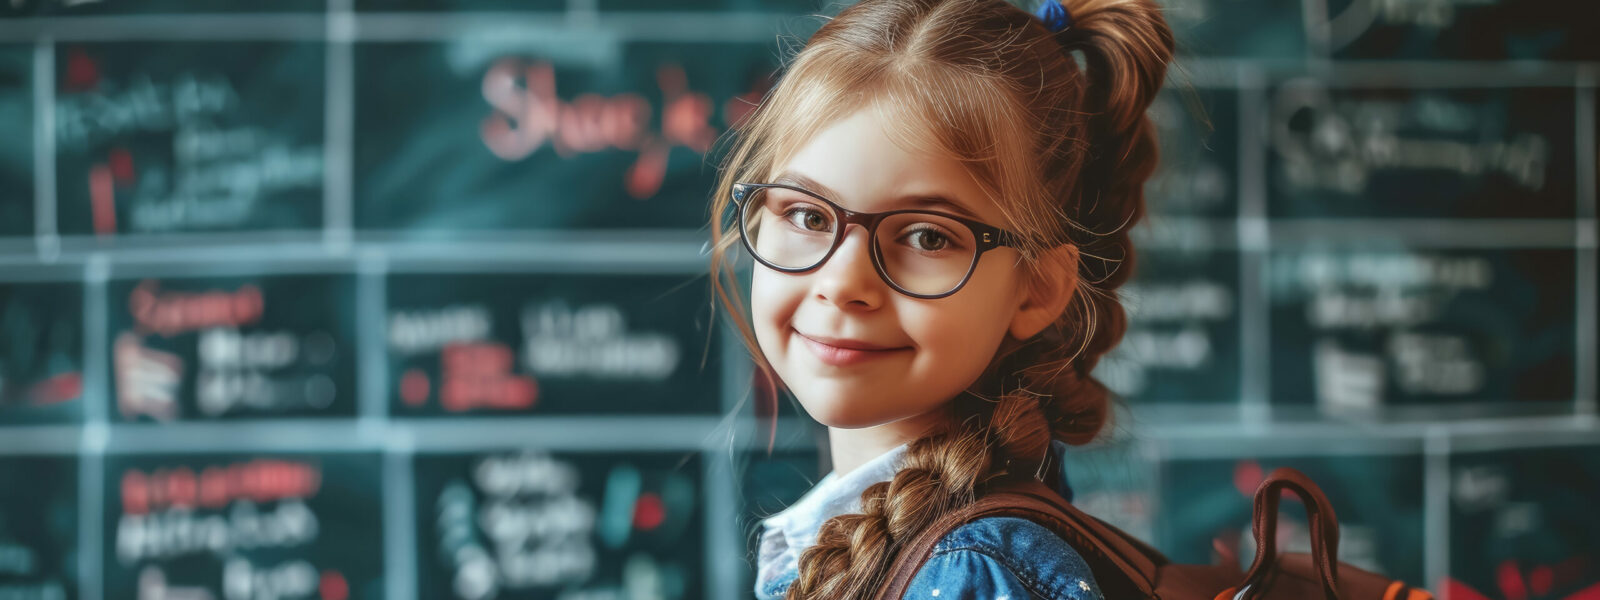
[739,186,979,296]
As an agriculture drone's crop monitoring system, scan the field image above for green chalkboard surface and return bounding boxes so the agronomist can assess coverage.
[1268,249,1576,411]
[1158,0,1307,58]
[414,449,702,599]
[354,0,560,11]
[1146,88,1238,218]
[737,448,820,598]
[53,42,325,236]
[106,274,358,422]
[595,0,831,10]
[0,282,85,425]
[1057,444,1158,543]
[1099,246,1241,405]
[1268,85,1577,219]
[102,452,384,600]
[387,273,718,416]
[353,40,779,235]
[1159,453,1426,585]
[0,44,31,238]
[29,0,322,14]
[1448,444,1600,600]
[0,456,77,600]
[1325,0,1600,60]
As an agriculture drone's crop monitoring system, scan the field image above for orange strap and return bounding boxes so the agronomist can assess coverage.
[1382,581,1436,600]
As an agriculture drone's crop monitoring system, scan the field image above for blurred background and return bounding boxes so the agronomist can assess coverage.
[0,0,1594,598]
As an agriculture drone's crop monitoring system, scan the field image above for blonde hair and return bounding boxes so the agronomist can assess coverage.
[707,1,1175,597]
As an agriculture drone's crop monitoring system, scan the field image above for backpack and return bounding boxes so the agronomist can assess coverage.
[875,467,1434,600]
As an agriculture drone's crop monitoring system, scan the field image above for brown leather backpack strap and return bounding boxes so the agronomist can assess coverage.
[873,478,1159,600]
[1241,468,1342,600]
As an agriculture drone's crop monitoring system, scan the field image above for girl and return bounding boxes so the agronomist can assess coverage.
[707,0,1175,598]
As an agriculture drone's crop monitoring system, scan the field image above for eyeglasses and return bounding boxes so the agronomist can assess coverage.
[730,182,1025,299]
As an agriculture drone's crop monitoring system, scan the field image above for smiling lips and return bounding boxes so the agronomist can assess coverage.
[795,330,909,367]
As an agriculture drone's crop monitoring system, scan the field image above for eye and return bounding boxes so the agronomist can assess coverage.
[783,205,833,232]
[902,227,953,252]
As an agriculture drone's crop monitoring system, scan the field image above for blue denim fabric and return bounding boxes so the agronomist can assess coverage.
[903,516,1105,600]
[755,515,1104,600]
[755,440,1102,600]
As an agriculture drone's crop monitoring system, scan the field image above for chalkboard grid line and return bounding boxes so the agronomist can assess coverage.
[0,16,1594,82]
[16,414,1586,455]
[31,38,57,262]
[324,0,356,252]
[1265,219,1585,248]
[1236,68,1270,425]
[357,252,389,425]
[1422,429,1449,593]
[567,0,598,26]
[83,254,108,427]
[384,447,419,600]
[1298,0,1331,61]
[1578,76,1597,420]
[76,446,103,600]
[8,222,1590,268]
[79,248,107,600]
[0,15,332,42]
[703,450,739,600]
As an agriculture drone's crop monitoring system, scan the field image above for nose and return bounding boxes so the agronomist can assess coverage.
[811,224,885,310]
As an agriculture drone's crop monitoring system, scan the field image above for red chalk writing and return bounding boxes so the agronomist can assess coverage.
[120,459,322,515]
[129,280,264,337]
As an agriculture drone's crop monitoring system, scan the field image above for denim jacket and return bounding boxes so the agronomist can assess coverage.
[754,439,1105,600]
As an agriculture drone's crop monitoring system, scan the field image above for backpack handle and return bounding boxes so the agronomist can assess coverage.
[1240,467,1342,600]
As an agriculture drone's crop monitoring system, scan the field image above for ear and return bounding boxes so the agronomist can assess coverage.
[1009,244,1079,341]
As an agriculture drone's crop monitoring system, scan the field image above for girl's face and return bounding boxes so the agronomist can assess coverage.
[751,107,1047,431]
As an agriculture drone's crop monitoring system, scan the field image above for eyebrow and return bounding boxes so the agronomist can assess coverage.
[772,171,983,221]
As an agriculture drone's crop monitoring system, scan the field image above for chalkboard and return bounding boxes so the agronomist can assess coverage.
[0,455,77,600]
[1158,0,1307,58]
[1268,85,1576,219]
[0,1,1593,599]
[386,273,718,416]
[1324,0,1600,60]
[352,41,779,235]
[102,452,383,600]
[1268,248,1576,412]
[736,446,821,599]
[353,0,559,11]
[0,44,31,238]
[595,0,830,10]
[1099,246,1242,405]
[413,449,702,599]
[1146,88,1238,218]
[1448,443,1600,600]
[1158,453,1426,585]
[53,43,326,236]
[1056,443,1158,543]
[106,274,358,422]
[0,282,85,425]
[7,0,322,14]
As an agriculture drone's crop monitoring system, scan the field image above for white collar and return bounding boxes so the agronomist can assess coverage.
[754,441,911,590]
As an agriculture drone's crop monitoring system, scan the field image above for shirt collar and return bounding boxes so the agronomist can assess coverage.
[756,440,912,591]
[754,438,1076,596]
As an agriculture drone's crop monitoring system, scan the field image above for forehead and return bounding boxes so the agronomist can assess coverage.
[771,106,1005,225]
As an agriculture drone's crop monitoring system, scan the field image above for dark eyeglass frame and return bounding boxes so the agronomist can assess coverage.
[731,181,1026,300]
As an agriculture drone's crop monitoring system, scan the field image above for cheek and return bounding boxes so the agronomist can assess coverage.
[750,269,798,357]
[904,267,1020,371]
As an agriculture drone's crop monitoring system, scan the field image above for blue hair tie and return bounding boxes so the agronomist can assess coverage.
[1034,0,1073,33]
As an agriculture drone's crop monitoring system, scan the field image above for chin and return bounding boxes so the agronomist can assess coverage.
[794,393,896,429]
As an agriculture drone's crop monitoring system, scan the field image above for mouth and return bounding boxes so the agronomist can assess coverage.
[794,329,909,367]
